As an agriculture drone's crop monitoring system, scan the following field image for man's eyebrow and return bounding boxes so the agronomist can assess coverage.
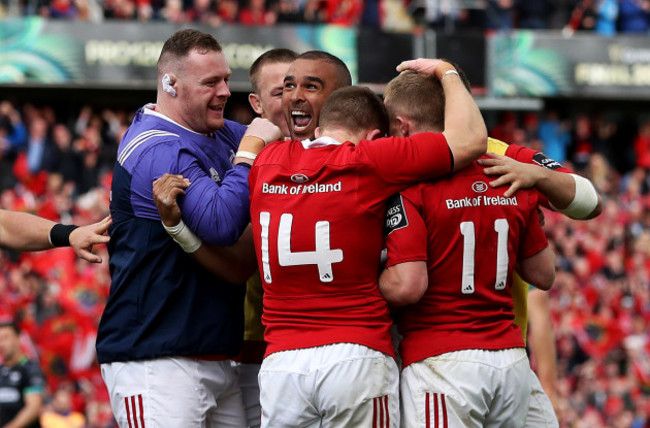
[284,75,295,83]
[304,76,325,86]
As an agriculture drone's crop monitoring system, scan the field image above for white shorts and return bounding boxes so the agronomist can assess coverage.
[525,369,559,428]
[238,363,261,428]
[101,357,246,428]
[401,348,531,428]
[259,343,399,428]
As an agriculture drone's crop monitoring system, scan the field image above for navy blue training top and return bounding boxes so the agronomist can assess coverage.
[97,105,248,364]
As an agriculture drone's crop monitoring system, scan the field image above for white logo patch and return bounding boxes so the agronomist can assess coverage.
[291,174,309,183]
[472,181,488,193]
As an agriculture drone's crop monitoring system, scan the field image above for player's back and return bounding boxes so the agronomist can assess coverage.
[249,139,405,358]
[396,158,547,366]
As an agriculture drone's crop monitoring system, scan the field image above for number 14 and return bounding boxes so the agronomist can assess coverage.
[259,212,344,284]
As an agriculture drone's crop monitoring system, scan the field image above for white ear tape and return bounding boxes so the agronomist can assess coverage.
[162,74,176,97]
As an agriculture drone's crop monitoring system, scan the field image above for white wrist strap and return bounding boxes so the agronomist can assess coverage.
[163,219,201,253]
[235,151,257,161]
[550,174,599,219]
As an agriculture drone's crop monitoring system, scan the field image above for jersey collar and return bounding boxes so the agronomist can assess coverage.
[301,136,342,149]
[143,104,212,137]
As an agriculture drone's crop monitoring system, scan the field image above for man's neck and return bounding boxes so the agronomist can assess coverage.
[320,129,360,145]
[3,354,22,368]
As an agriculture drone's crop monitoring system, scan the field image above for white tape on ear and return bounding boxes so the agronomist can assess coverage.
[162,74,176,97]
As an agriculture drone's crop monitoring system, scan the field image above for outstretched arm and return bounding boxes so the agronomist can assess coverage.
[479,152,602,220]
[0,209,110,262]
[396,59,487,171]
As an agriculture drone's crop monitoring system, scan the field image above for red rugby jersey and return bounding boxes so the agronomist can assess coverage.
[249,133,451,358]
[384,158,549,367]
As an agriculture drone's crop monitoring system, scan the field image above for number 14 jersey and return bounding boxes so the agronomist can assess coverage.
[248,134,452,358]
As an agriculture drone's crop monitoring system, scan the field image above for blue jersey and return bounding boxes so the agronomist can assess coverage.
[97,105,248,364]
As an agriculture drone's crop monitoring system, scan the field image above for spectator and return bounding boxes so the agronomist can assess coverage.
[634,118,650,170]
[239,0,276,25]
[595,0,619,36]
[323,0,362,25]
[25,117,54,175]
[565,0,598,33]
[0,317,45,428]
[539,109,572,164]
[216,0,238,23]
[618,0,650,33]
[40,383,86,428]
[274,0,303,23]
[485,0,515,30]
[185,0,220,24]
[48,124,83,189]
[517,0,550,29]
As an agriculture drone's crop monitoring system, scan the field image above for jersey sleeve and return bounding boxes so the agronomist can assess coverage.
[519,195,549,260]
[505,144,573,174]
[361,133,453,186]
[131,141,251,246]
[505,143,575,209]
[384,188,428,267]
[178,159,251,246]
[23,361,46,394]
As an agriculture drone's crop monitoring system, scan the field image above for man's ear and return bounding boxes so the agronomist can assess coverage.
[314,127,321,139]
[365,128,382,141]
[248,93,264,116]
[397,116,411,137]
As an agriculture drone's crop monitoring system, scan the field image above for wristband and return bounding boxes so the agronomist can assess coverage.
[163,220,201,253]
[49,224,79,247]
[442,69,459,79]
[549,174,599,219]
[235,151,258,161]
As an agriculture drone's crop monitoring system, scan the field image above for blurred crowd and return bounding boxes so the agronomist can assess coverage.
[0,95,650,427]
[0,0,649,34]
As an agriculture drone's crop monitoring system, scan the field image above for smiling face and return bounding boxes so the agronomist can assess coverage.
[174,49,232,134]
[0,325,20,366]
[282,58,344,141]
[250,61,292,137]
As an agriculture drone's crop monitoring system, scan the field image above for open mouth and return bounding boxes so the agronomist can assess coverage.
[210,104,225,114]
[291,110,312,133]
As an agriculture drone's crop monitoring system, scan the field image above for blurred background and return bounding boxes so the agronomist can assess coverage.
[1,1,649,426]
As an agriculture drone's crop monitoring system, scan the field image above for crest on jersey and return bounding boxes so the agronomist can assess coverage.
[210,167,220,183]
[532,152,562,170]
[384,194,409,235]
[471,181,489,193]
[291,173,309,183]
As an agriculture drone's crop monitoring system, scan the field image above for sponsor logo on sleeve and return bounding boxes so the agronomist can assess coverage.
[532,152,563,170]
[384,194,408,235]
